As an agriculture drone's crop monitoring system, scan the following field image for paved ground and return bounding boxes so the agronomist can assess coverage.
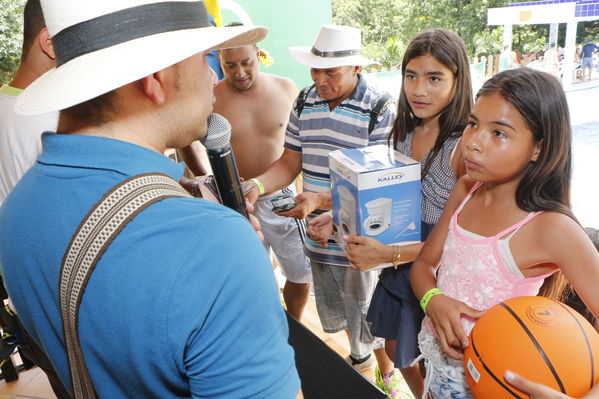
[568,82,599,227]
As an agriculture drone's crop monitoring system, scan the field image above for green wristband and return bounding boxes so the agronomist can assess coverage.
[420,288,443,314]
[249,178,265,196]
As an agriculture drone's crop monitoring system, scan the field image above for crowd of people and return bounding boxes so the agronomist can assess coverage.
[502,38,599,82]
[1,1,599,399]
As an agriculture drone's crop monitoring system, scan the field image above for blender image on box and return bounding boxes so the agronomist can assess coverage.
[329,145,422,265]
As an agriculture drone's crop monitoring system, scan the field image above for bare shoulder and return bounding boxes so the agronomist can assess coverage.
[529,212,599,280]
[531,211,580,234]
[262,73,298,97]
[528,211,590,253]
[214,79,232,97]
[263,73,297,89]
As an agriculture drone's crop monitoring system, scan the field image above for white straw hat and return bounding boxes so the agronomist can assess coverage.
[289,24,378,69]
[15,0,268,115]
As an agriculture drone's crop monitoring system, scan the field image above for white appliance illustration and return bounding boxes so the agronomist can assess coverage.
[338,185,357,235]
[363,198,392,236]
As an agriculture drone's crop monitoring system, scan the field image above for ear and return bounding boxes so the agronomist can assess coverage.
[141,70,168,105]
[353,66,361,75]
[38,27,55,60]
[531,140,542,162]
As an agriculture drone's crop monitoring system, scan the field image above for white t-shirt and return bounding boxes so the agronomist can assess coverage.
[0,85,58,205]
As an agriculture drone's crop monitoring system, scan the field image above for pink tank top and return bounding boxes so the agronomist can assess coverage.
[436,182,552,334]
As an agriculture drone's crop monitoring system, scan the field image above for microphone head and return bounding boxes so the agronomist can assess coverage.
[202,113,231,150]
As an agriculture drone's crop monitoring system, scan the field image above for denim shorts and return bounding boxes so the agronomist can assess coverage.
[582,57,593,69]
[419,324,474,399]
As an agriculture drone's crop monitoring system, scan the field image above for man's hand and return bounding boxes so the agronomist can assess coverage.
[247,200,264,242]
[504,371,572,399]
[242,180,261,205]
[307,212,333,247]
[345,236,391,271]
[277,192,323,219]
[425,295,484,360]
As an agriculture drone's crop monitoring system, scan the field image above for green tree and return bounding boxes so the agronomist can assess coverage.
[332,0,512,67]
[400,0,508,57]
[0,0,25,85]
[332,0,406,69]
[332,0,572,67]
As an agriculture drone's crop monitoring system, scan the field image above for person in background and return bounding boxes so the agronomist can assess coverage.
[0,0,56,204]
[0,1,69,397]
[581,38,599,81]
[244,24,399,396]
[180,30,312,320]
[543,42,559,79]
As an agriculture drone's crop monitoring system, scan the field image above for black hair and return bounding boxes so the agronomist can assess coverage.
[389,28,473,176]
[477,68,574,300]
[21,0,45,59]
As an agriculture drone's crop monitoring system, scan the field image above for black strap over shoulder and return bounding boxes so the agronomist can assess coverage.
[294,83,316,118]
[294,84,393,136]
[368,92,393,136]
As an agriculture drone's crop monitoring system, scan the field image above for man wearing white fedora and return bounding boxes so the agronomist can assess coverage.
[244,24,398,395]
[0,1,301,398]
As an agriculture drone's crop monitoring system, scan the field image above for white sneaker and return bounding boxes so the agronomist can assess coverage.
[344,354,376,371]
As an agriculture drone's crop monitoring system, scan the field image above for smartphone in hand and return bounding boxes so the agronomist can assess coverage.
[270,193,297,212]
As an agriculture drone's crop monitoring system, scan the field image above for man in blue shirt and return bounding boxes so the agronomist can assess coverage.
[582,38,599,81]
[0,1,301,398]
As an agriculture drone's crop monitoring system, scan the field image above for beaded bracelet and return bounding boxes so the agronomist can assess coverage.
[391,245,401,270]
[249,178,265,196]
[420,287,443,314]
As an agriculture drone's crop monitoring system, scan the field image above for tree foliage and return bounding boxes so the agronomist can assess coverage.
[0,0,25,85]
[333,0,512,68]
[332,0,596,69]
[332,0,406,69]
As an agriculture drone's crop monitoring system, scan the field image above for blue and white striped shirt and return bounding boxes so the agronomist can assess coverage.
[284,75,396,266]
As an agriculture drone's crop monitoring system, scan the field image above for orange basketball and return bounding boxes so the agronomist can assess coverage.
[464,296,599,398]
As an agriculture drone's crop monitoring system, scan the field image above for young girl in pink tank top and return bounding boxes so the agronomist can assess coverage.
[410,68,599,399]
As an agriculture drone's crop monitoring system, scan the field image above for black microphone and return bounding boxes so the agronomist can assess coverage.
[202,113,249,218]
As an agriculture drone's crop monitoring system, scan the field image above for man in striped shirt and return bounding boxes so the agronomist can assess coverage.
[245,25,397,379]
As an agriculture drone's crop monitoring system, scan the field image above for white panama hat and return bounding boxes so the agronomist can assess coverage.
[15,0,268,115]
[289,24,378,69]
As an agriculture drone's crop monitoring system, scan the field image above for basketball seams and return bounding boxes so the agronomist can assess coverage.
[470,329,523,398]
[555,301,596,391]
[499,302,567,394]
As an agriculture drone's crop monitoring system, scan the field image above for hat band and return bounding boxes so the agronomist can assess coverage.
[311,46,361,58]
[53,1,211,67]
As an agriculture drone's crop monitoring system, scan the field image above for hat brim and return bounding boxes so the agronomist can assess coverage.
[16,25,267,115]
[289,46,378,69]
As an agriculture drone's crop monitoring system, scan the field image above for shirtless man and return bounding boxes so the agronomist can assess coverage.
[215,43,312,320]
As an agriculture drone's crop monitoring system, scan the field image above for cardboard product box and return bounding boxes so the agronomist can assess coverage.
[329,145,421,268]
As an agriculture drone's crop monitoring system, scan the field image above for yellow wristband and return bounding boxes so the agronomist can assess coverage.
[420,288,443,314]
[250,178,265,196]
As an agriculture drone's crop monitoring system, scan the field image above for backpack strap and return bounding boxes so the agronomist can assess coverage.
[293,83,316,118]
[59,173,190,399]
[368,92,393,136]
[294,84,392,136]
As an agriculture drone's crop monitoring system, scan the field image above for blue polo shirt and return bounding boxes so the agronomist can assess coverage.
[0,133,300,399]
